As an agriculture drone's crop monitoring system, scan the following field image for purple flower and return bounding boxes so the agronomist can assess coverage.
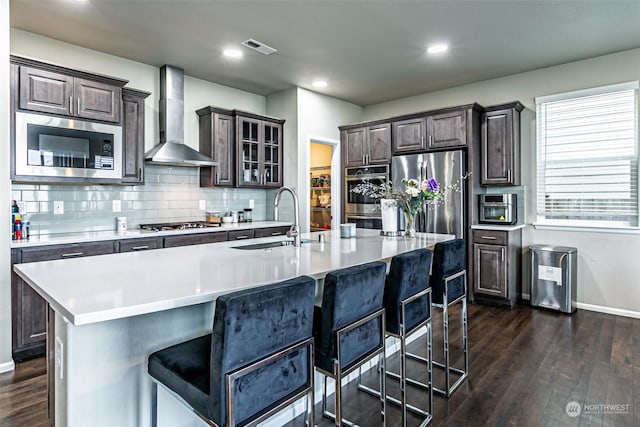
[427,177,439,192]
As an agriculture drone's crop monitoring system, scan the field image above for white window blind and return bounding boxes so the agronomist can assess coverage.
[536,82,639,227]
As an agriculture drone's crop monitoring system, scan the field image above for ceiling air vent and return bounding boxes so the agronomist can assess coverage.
[241,39,278,55]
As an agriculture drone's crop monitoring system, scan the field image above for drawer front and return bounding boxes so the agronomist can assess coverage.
[21,241,115,263]
[119,238,161,253]
[254,226,291,238]
[228,229,255,241]
[473,229,507,245]
[163,232,228,248]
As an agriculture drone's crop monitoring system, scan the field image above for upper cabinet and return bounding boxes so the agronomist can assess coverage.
[197,106,235,187]
[341,122,391,167]
[121,88,150,184]
[17,61,126,123]
[236,113,284,188]
[198,109,285,189]
[480,102,524,186]
[392,117,426,154]
[426,109,467,149]
[391,107,471,155]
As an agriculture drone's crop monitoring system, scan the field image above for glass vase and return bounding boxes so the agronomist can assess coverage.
[404,210,416,238]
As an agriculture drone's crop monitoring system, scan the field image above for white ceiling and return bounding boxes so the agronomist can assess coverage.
[9,0,640,106]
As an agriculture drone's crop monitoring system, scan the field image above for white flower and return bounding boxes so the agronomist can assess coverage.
[405,187,420,197]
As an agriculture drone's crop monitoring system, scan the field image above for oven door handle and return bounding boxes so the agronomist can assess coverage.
[346,175,388,182]
[345,214,382,220]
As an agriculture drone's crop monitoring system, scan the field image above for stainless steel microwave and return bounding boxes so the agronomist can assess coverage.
[14,111,123,182]
[479,193,517,224]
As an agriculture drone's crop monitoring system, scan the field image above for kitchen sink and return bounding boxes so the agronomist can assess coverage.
[231,240,294,250]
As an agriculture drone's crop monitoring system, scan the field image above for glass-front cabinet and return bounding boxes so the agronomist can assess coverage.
[236,113,283,188]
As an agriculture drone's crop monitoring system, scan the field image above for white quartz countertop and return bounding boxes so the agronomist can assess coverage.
[14,229,453,326]
[10,221,292,248]
[471,224,526,231]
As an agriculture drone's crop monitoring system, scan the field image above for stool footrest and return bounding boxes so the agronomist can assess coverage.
[322,407,376,427]
[432,371,468,397]
[357,383,432,424]
[385,369,431,391]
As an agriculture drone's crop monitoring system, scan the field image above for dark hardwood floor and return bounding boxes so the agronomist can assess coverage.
[1,304,638,427]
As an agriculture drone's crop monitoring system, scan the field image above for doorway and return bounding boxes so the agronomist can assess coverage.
[308,138,339,232]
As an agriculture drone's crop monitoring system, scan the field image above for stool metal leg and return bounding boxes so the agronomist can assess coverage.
[432,270,468,398]
[151,381,158,427]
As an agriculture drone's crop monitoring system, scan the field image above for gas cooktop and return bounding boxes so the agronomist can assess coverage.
[139,221,221,232]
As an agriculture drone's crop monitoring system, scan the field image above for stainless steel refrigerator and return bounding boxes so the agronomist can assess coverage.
[392,151,465,238]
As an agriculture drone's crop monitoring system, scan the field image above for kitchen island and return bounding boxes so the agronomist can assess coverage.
[14,228,453,427]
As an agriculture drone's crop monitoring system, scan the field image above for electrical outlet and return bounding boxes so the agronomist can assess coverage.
[249,199,254,209]
[199,200,206,210]
[55,337,64,380]
[53,201,64,215]
[112,200,122,212]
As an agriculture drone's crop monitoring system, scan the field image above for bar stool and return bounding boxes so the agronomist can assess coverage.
[358,249,434,427]
[430,238,468,397]
[148,276,316,427]
[313,261,387,426]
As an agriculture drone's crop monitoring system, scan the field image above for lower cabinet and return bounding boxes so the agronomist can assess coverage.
[12,241,116,360]
[11,226,292,359]
[472,228,521,308]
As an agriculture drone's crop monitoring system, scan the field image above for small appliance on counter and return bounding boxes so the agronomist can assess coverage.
[479,194,517,225]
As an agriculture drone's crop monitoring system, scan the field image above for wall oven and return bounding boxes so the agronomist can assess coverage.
[344,165,389,229]
[14,111,123,182]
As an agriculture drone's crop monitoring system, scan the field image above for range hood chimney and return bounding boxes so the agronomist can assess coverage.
[145,65,218,167]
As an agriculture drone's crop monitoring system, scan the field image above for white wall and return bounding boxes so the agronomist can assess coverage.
[296,88,362,231]
[0,0,14,372]
[363,48,640,316]
[10,29,266,154]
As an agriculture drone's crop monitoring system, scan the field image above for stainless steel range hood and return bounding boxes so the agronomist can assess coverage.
[145,65,218,167]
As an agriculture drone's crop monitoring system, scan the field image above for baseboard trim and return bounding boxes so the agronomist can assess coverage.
[576,302,640,319]
[0,359,15,374]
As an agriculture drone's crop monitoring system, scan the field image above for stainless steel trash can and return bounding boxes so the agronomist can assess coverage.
[529,245,577,313]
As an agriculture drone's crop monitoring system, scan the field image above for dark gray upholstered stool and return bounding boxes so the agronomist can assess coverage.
[430,238,468,397]
[358,249,434,427]
[313,261,387,426]
[148,276,316,427]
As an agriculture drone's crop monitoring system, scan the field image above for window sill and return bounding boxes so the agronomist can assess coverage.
[532,223,640,235]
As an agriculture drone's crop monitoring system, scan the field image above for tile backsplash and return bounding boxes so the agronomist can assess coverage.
[11,165,268,235]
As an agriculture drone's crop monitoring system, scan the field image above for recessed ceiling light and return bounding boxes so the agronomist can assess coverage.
[312,80,328,88]
[223,48,243,59]
[427,44,448,55]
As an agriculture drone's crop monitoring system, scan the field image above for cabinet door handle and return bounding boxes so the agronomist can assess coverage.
[131,246,150,251]
[271,231,283,236]
[61,252,83,258]
[77,98,80,115]
[69,96,73,114]
[501,247,505,262]
[235,235,249,240]
[362,155,365,165]
[507,169,511,182]
[480,236,497,240]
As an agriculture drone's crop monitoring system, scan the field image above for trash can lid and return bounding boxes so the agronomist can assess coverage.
[529,244,577,253]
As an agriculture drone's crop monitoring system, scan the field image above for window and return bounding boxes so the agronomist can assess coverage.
[536,82,639,228]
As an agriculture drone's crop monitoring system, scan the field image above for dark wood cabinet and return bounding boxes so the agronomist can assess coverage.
[121,88,150,184]
[118,237,161,252]
[341,123,391,167]
[198,106,235,187]
[228,229,255,241]
[426,109,467,149]
[163,232,229,248]
[18,64,123,123]
[472,228,521,308]
[392,117,426,154]
[236,112,284,188]
[254,226,291,238]
[481,102,523,186]
[11,241,116,360]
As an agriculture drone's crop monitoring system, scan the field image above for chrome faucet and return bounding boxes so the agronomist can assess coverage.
[273,186,301,247]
